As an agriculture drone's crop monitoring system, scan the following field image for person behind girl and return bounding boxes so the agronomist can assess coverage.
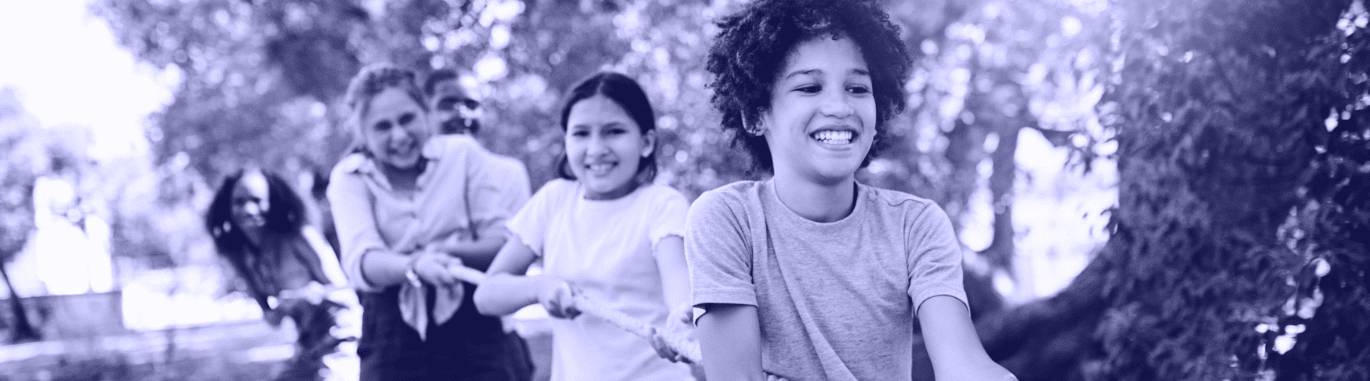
[474,71,695,381]
[327,63,533,380]
[206,168,360,381]
[687,0,1018,380]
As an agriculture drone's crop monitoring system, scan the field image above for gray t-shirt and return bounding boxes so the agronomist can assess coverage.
[686,180,968,381]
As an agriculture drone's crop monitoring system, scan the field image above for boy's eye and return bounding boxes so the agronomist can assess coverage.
[795,84,822,94]
[848,85,871,95]
[606,127,627,135]
[373,121,392,131]
[398,113,416,125]
[570,130,590,137]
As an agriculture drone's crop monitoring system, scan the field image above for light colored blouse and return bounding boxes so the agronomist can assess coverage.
[327,134,519,339]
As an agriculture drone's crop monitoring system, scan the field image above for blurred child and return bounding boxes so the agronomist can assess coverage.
[206,168,360,381]
[327,64,533,380]
[687,0,1018,380]
[474,71,695,381]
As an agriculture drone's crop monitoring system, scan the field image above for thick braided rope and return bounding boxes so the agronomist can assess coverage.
[448,265,702,363]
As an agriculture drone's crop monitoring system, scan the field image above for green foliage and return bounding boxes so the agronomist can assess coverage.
[94,0,366,181]
[0,89,41,261]
[1270,2,1370,379]
[1094,0,1364,379]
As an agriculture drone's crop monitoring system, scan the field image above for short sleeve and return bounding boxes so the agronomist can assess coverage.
[685,189,758,309]
[647,187,690,251]
[506,180,566,257]
[905,204,969,315]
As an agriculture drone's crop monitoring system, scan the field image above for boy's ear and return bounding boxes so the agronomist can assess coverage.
[641,129,657,158]
[747,113,769,136]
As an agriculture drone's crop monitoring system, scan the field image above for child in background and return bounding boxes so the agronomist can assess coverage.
[474,71,695,381]
[687,0,1018,380]
[206,168,360,381]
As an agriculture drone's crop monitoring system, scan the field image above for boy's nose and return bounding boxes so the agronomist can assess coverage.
[820,92,854,118]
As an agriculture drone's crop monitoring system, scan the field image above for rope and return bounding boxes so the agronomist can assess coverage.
[447,265,702,363]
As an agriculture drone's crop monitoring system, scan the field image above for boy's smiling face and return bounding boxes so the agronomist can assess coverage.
[761,36,877,185]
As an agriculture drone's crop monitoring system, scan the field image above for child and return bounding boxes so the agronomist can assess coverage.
[474,71,695,381]
[328,64,533,380]
[206,168,360,381]
[687,1,1018,380]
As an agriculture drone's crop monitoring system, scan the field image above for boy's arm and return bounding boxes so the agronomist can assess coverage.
[697,303,767,381]
[917,296,1018,381]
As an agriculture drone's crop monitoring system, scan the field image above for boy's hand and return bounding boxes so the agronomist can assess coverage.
[537,279,581,319]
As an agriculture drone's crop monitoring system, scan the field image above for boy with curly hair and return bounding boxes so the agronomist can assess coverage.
[686,0,1017,380]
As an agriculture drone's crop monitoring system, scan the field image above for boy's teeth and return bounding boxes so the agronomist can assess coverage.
[813,130,853,144]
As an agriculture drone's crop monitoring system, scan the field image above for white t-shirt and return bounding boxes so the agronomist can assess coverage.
[507,179,694,381]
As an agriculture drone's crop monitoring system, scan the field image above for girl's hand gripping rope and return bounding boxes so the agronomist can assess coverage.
[447,264,703,363]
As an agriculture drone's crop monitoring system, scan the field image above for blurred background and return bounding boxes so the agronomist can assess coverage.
[0,0,1366,380]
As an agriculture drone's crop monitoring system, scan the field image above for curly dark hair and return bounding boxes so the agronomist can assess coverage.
[706,0,912,173]
[422,68,461,98]
[555,71,659,184]
[205,169,313,307]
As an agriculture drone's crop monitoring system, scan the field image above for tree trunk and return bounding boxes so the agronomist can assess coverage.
[1,261,41,343]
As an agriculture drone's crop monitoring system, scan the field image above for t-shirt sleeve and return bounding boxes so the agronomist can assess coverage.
[506,180,561,257]
[905,204,969,315]
[647,188,689,251]
[685,189,757,309]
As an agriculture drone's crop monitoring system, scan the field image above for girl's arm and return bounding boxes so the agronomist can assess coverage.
[697,303,767,381]
[917,295,1018,381]
[427,234,507,271]
[474,237,573,317]
[650,235,693,362]
[301,225,348,288]
[655,235,691,311]
[327,169,462,288]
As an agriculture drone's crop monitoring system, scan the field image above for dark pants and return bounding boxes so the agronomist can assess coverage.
[358,286,534,381]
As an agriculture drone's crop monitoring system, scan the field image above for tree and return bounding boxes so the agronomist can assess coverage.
[975,0,1370,379]
[94,0,368,182]
[0,88,44,343]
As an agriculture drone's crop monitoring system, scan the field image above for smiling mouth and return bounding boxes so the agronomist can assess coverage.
[811,130,855,145]
[586,162,617,176]
[388,142,418,157]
